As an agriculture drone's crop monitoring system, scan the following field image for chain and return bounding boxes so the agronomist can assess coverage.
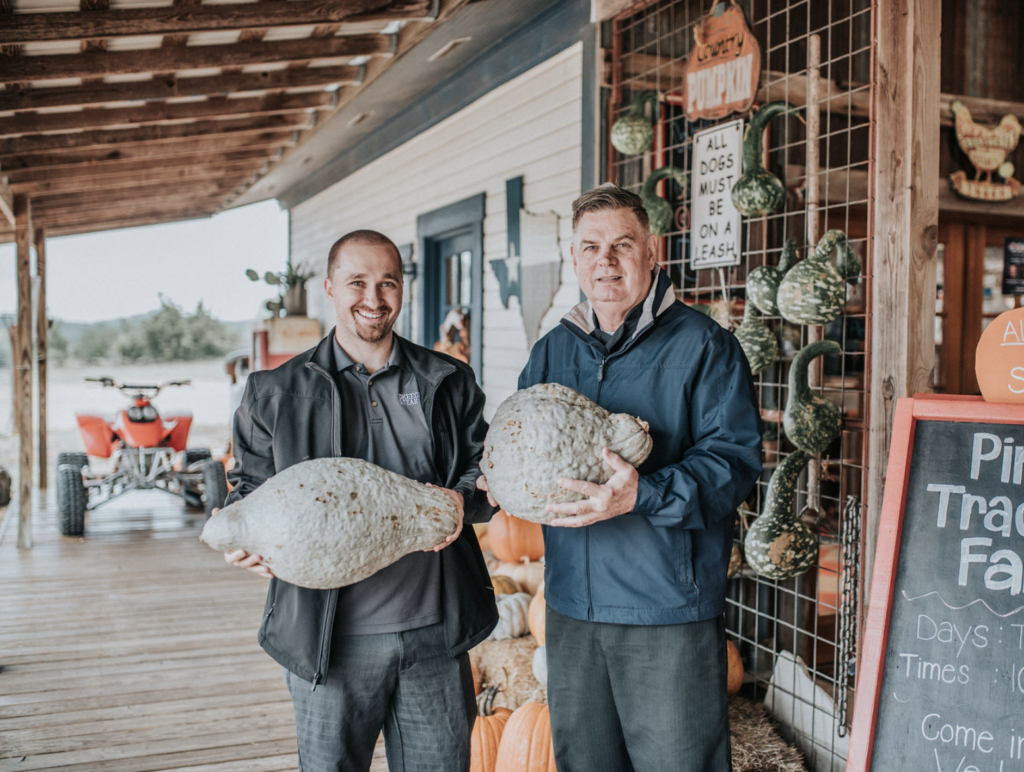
[836,494,861,737]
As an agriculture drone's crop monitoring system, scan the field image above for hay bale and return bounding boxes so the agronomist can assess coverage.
[729,696,808,772]
[469,635,545,710]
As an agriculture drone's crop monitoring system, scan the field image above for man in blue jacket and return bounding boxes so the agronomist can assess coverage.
[482,184,761,771]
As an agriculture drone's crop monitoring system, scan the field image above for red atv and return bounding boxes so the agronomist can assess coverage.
[56,377,228,537]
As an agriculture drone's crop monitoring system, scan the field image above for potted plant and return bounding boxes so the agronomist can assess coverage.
[246,259,317,317]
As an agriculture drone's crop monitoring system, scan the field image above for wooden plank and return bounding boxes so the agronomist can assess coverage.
[34,227,46,491]
[938,92,1024,127]
[0,0,432,45]
[0,174,13,225]
[10,161,269,196]
[31,180,239,209]
[0,115,312,156]
[938,178,1024,216]
[14,194,32,550]
[0,133,295,171]
[0,34,393,83]
[0,92,334,139]
[867,0,941,591]
[0,66,362,114]
[32,203,225,227]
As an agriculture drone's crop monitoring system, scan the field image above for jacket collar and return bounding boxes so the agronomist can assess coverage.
[561,265,678,346]
[307,329,455,387]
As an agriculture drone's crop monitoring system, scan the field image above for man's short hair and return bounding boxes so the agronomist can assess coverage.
[571,183,650,235]
[326,230,402,279]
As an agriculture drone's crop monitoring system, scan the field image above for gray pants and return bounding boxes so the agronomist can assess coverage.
[284,622,476,772]
[546,607,732,772]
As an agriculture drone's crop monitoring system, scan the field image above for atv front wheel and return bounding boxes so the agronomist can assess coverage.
[184,448,212,467]
[202,459,228,519]
[58,463,87,537]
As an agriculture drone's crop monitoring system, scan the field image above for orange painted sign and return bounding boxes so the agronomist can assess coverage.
[680,2,761,121]
[976,306,1024,403]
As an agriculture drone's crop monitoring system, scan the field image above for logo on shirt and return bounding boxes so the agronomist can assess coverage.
[399,392,420,406]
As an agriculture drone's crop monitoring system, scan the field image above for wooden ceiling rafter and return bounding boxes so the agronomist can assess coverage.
[0,0,457,239]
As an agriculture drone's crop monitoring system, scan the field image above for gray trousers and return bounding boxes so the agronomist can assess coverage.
[284,622,476,772]
[546,607,732,772]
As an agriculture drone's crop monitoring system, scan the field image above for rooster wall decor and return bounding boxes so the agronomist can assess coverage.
[949,99,1022,202]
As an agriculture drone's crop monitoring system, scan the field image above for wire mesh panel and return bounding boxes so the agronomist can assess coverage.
[608,2,874,769]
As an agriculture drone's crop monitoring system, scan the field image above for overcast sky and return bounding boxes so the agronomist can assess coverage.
[0,199,294,323]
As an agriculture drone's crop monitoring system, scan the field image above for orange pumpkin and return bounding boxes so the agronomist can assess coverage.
[494,701,557,772]
[473,522,491,553]
[489,510,544,563]
[472,686,513,772]
[493,557,544,595]
[726,640,744,695]
[491,575,521,596]
[528,583,546,645]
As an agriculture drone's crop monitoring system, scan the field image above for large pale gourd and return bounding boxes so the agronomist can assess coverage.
[199,457,458,589]
[482,383,653,524]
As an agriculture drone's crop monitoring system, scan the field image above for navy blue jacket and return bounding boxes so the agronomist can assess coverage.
[520,269,762,625]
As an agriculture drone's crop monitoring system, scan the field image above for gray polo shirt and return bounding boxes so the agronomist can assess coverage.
[330,335,443,635]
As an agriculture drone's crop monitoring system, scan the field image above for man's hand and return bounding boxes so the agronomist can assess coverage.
[213,507,275,579]
[426,485,464,551]
[476,474,499,508]
[547,448,639,527]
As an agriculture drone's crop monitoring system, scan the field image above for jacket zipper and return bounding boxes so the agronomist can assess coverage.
[305,361,342,688]
[587,355,606,620]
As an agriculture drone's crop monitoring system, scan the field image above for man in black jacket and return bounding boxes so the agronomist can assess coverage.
[223,230,497,772]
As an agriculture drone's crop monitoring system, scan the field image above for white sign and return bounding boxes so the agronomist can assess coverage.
[690,119,743,269]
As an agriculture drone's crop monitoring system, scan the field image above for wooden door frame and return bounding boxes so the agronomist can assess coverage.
[416,193,485,382]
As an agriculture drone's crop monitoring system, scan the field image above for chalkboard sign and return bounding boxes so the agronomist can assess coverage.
[849,396,1024,772]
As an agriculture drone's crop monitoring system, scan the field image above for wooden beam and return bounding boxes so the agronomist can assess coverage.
[34,204,220,230]
[43,211,215,237]
[0,35,393,83]
[0,174,13,225]
[32,181,239,210]
[5,148,278,185]
[0,114,312,156]
[0,132,296,171]
[14,194,33,549]
[938,92,1024,128]
[0,0,434,45]
[11,161,269,196]
[34,227,47,492]
[0,66,362,114]
[0,92,334,139]
[864,0,941,597]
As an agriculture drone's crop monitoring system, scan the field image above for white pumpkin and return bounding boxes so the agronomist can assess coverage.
[488,592,532,641]
[532,645,548,687]
[492,557,545,595]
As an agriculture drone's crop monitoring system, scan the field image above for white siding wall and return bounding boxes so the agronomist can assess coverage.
[289,43,584,419]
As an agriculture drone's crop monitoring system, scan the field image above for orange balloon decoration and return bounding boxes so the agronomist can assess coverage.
[494,701,557,772]
[471,686,513,772]
[976,307,1024,404]
[488,510,545,563]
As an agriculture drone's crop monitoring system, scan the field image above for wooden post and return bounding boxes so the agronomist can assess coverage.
[867,0,940,589]
[35,227,47,491]
[14,194,34,549]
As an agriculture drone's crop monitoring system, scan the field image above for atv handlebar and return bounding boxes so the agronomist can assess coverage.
[85,377,191,398]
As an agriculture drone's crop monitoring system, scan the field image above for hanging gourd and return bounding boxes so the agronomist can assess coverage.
[743,449,818,579]
[733,300,778,376]
[610,91,659,156]
[731,100,798,216]
[472,686,513,772]
[783,340,843,455]
[641,165,689,236]
[746,238,798,316]
[776,229,859,326]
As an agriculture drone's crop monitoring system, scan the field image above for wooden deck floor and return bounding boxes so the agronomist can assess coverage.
[0,491,387,772]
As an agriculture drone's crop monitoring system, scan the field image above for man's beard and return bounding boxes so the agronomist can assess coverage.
[351,305,394,343]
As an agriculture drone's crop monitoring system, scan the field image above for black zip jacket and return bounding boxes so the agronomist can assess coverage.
[226,331,499,686]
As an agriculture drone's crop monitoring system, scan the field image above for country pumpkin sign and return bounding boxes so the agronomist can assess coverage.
[976,306,1024,404]
[679,0,761,121]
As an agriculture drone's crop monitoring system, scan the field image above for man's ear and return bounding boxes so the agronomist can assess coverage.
[646,233,659,267]
[324,276,334,300]
[570,242,578,273]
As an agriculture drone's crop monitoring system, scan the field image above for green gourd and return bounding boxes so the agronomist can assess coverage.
[783,340,843,454]
[733,300,778,376]
[744,450,818,579]
[746,238,797,316]
[610,91,659,156]
[641,165,689,236]
[731,101,797,217]
[776,229,859,325]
